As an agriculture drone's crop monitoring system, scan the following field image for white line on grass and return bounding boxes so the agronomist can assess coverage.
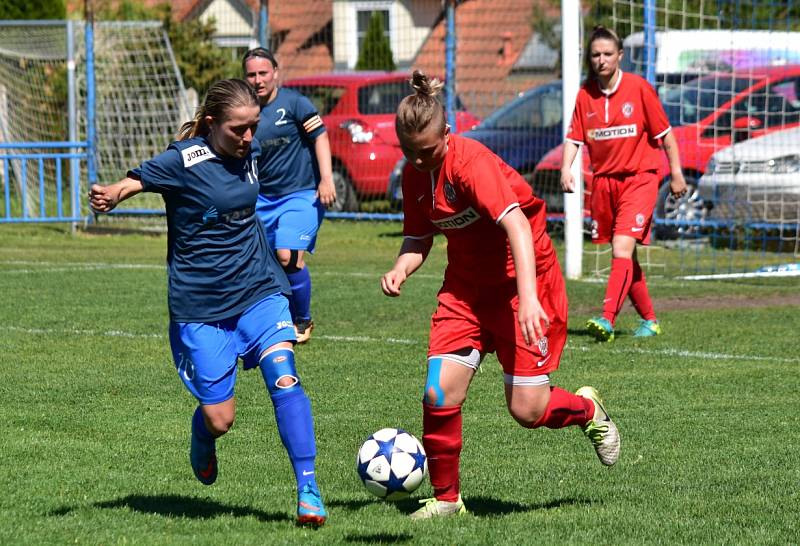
[0,261,444,279]
[2,324,795,362]
[567,344,800,363]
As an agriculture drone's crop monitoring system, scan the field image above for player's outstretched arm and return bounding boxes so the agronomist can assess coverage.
[500,208,548,345]
[560,141,580,193]
[89,177,144,213]
[381,236,433,297]
[314,133,337,207]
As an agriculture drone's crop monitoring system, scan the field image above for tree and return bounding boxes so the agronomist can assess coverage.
[356,11,396,71]
[0,0,65,19]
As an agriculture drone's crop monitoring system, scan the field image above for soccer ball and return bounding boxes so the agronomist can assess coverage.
[356,428,428,500]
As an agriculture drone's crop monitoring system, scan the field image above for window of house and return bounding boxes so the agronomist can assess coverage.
[357,9,390,53]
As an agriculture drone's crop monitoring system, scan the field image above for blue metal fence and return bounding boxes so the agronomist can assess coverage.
[0,142,88,223]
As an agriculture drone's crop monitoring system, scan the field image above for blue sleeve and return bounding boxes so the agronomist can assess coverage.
[128,147,185,194]
[295,94,326,140]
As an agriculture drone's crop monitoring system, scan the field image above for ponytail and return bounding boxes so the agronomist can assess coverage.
[395,70,447,138]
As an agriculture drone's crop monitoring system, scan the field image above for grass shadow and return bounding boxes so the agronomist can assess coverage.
[465,495,591,518]
[51,494,292,523]
[344,532,413,544]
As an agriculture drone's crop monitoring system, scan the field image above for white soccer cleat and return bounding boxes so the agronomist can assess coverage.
[576,386,620,466]
[409,495,467,520]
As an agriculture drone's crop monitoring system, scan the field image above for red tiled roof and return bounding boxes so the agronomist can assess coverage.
[175,0,333,76]
[413,0,559,117]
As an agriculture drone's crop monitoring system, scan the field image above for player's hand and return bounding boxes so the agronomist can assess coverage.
[560,169,575,193]
[317,176,337,208]
[381,269,406,297]
[669,172,688,199]
[517,294,549,345]
[88,184,118,213]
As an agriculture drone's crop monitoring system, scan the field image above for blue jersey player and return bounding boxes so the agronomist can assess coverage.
[243,48,336,344]
[88,79,327,527]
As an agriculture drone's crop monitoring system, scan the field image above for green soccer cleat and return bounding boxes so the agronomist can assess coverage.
[190,429,218,486]
[410,495,467,520]
[296,482,327,527]
[576,386,620,466]
[633,319,662,337]
[586,317,615,342]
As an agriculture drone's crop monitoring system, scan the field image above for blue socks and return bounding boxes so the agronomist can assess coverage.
[192,406,214,442]
[271,387,318,489]
[286,267,312,322]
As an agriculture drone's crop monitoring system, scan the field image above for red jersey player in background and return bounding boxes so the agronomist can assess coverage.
[381,71,620,520]
[561,26,687,342]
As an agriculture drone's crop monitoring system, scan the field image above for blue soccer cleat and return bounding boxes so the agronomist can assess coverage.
[587,316,615,342]
[297,482,327,527]
[190,429,217,486]
[633,319,662,337]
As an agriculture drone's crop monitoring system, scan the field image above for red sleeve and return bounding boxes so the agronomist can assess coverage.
[640,80,671,139]
[565,90,585,144]
[401,165,437,238]
[455,152,520,223]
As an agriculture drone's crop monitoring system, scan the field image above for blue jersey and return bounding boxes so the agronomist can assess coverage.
[254,87,326,197]
[131,136,289,322]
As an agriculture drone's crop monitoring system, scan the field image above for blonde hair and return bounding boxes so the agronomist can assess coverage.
[177,79,258,140]
[395,70,446,138]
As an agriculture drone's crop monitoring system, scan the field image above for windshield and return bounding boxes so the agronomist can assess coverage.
[283,85,346,116]
[478,85,562,130]
[660,75,756,126]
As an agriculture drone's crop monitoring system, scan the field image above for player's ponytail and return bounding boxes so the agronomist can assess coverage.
[395,70,446,138]
[177,78,258,141]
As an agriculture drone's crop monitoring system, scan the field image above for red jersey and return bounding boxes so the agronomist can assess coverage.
[402,135,556,293]
[566,71,670,176]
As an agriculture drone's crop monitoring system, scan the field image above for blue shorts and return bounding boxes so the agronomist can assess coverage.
[168,293,296,405]
[256,190,324,253]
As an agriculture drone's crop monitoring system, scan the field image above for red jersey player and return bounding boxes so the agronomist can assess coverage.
[381,71,620,520]
[561,26,687,342]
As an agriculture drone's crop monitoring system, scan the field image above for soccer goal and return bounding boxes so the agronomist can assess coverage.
[0,20,191,225]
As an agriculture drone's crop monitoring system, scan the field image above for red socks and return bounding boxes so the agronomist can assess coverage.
[629,260,656,321]
[602,257,634,325]
[530,387,593,429]
[422,403,462,502]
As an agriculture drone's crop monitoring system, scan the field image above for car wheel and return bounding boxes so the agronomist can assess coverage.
[330,169,359,213]
[655,174,707,238]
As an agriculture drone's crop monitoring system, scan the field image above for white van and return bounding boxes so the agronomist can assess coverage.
[621,30,800,85]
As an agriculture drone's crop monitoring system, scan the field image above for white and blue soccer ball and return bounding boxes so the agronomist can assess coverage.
[356,428,428,500]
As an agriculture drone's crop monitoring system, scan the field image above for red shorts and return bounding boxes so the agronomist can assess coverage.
[428,261,568,378]
[589,171,659,245]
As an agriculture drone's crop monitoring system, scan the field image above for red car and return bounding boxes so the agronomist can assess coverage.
[283,72,480,211]
[532,65,800,232]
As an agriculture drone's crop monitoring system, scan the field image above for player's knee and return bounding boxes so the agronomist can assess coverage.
[205,412,235,436]
[259,347,301,395]
[510,406,545,428]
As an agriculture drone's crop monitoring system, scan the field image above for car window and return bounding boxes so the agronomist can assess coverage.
[479,87,562,130]
[358,82,408,115]
[283,85,346,116]
[661,75,756,126]
[356,81,470,115]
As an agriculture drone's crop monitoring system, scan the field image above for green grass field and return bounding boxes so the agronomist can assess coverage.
[1,222,798,545]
